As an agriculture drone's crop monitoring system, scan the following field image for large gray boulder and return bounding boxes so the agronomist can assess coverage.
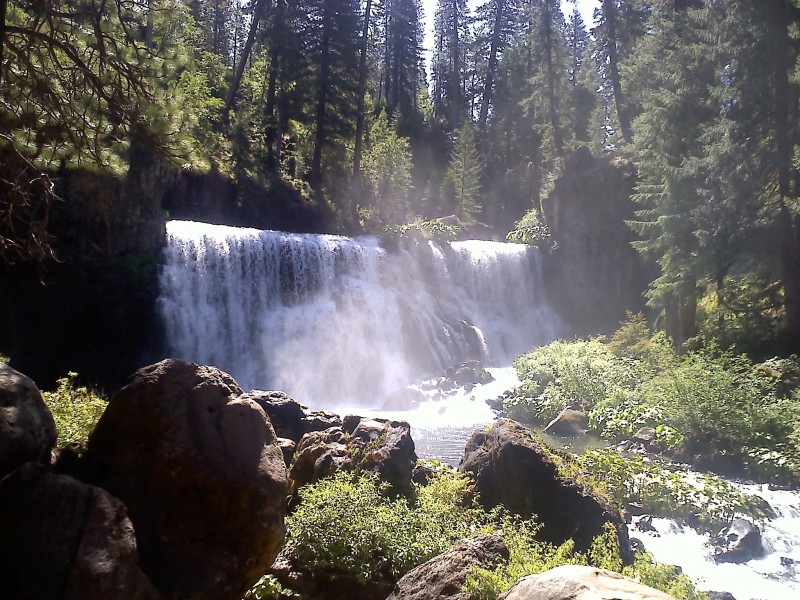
[459,419,631,561]
[74,359,288,600]
[288,415,416,499]
[712,518,764,564]
[0,462,163,600]
[498,565,673,600]
[387,534,509,600]
[0,364,56,478]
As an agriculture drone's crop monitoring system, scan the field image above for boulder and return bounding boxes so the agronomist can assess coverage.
[244,389,341,443]
[387,534,509,600]
[635,514,657,534]
[383,387,425,411]
[74,359,288,600]
[0,364,57,478]
[706,592,738,600]
[617,427,661,454]
[288,416,416,498]
[0,462,163,600]
[452,360,495,386]
[711,518,764,563]
[544,408,588,438]
[498,565,673,600]
[459,419,631,561]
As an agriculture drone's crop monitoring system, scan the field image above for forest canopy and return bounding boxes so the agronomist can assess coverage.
[1,0,799,352]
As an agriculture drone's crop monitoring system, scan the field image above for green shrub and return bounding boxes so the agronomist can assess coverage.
[578,449,773,527]
[284,470,492,584]
[506,210,551,247]
[623,553,709,600]
[507,338,638,424]
[42,372,106,451]
[508,315,800,480]
[465,519,705,600]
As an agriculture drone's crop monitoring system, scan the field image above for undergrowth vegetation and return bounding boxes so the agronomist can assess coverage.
[505,314,800,481]
[251,467,706,600]
[42,372,107,451]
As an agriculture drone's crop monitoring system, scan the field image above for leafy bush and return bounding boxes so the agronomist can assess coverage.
[465,519,705,600]
[507,315,800,480]
[507,338,638,424]
[506,210,551,247]
[578,450,772,527]
[42,372,106,451]
[259,463,707,600]
[622,553,709,600]
[284,469,491,584]
[382,218,461,248]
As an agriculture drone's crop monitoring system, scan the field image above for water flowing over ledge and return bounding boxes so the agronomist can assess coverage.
[158,220,564,407]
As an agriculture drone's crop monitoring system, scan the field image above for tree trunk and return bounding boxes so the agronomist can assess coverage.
[602,0,633,144]
[478,0,505,130]
[351,0,373,226]
[771,0,800,348]
[311,3,332,191]
[450,0,461,128]
[543,0,564,156]
[0,0,8,84]
[224,0,270,120]
[265,0,284,179]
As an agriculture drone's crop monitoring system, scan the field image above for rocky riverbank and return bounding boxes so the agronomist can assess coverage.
[1,360,691,599]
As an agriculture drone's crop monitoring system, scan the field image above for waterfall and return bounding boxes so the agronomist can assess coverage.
[159,220,563,406]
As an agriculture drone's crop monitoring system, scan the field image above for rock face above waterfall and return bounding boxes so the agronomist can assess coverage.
[74,359,288,600]
[544,147,653,336]
[498,565,673,600]
[458,419,631,561]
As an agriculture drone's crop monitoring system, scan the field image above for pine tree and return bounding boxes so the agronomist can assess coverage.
[441,122,482,222]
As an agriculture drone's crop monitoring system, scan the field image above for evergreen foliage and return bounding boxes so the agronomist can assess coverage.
[441,122,482,222]
[3,0,800,351]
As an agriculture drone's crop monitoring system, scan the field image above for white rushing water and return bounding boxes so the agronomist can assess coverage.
[159,220,563,405]
[629,482,800,599]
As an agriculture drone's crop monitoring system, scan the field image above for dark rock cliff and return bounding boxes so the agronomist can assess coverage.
[543,147,655,336]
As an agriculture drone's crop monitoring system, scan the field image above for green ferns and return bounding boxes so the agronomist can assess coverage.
[42,373,107,452]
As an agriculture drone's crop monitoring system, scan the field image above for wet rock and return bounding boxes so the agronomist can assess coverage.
[452,360,494,386]
[630,537,647,553]
[289,416,417,498]
[498,565,673,600]
[617,426,662,454]
[458,419,631,562]
[0,463,163,600]
[0,364,57,478]
[706,592,738,600]
[711,518,764,564]
[383,387,425,411]
[544,408,588,437]
[635,514,657,534]
[387,534,509,600]
[277,437,297,467]
[75,359,288,600]
[245,389,341,442]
